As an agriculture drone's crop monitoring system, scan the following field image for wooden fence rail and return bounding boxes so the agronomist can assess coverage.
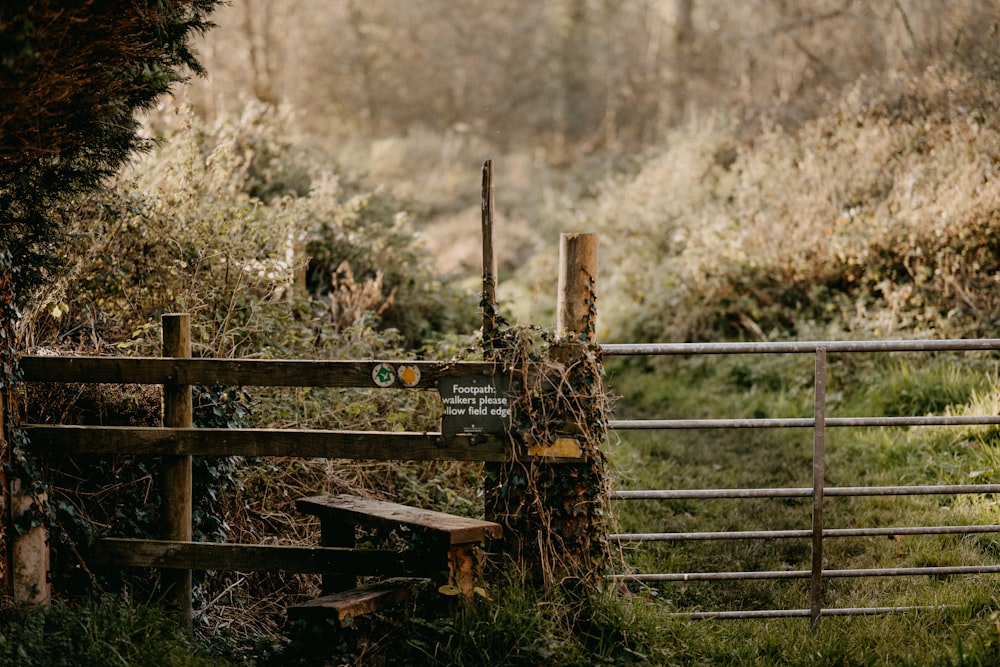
[23,425,505,461]
[20,357,493,388]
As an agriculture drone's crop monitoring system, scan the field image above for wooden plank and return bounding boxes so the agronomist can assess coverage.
[20,356,494,389]
[287,579,418,624]
[23,425,507,461]
[88,539,413,576]
[297,494,503,545]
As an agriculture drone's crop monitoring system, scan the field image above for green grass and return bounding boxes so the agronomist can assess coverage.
[277,574,999,666]
[0,596,235,667]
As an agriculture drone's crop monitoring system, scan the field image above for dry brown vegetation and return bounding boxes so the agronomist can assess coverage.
[595,64,1000,343]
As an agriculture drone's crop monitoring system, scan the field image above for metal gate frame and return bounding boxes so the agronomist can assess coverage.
[602,338,1000,621]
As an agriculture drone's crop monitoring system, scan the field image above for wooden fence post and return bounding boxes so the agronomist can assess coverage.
[550,232,609,584]
[162,313,193,632]
[2,389,50,605]
[557,233,599,342]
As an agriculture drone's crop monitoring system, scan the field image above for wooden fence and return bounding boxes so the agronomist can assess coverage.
[17,314,508,626]
[8,227,604,630]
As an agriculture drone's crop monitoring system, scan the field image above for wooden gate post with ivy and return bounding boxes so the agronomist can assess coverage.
[484,227,610,587]
[546,232,609,584]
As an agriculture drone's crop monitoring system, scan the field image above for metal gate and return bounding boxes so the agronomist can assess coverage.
[602,338,1000,621]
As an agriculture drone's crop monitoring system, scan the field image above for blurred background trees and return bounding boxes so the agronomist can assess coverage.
[22,0,998,348]
[182,0,998,154]
[171,1,1000,299]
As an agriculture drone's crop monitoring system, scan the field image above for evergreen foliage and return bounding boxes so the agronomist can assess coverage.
[0,0,219,302]
[0,0,219,614]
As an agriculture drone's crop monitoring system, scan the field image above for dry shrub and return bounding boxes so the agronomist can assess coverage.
[596,62,1000,342]
[320,261,394,331]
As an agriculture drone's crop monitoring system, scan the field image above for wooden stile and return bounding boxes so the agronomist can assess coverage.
[287,579,418,626]
[13,165,611,629]
[297,494,503,545]
[298,494,501,599]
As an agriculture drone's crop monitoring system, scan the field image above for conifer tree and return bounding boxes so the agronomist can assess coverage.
[0,0,220,302]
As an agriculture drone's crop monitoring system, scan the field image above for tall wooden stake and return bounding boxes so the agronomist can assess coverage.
[481,160,506,546]
[481,159,500,358]
[162,313,193,632]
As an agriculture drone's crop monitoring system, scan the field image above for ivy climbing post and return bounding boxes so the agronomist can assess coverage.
[486,230,610,587]
[547,231,609,585]
[556,233,599,341]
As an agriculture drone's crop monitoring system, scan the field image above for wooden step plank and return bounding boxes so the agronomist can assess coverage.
[287,579,420,624]
[88,538,411,576]
[296,494,502,545]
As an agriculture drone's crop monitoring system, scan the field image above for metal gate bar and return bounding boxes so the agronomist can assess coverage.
[611,484,1000,499]
[610,415,1000,429]
[810,348,827,622]
[611,524,1000,542]
[602,338,1000,356]
[673,605,946,620]
[610,564,1000,582]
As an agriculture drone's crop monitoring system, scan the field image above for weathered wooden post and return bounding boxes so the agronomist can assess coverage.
[546,232,609,584]
[481,159,501,358]
[162,313,193,631]
[2,390,50,605]
[556,233,599,341]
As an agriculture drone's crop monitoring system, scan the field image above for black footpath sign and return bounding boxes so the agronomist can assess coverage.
[438,375,512,444]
